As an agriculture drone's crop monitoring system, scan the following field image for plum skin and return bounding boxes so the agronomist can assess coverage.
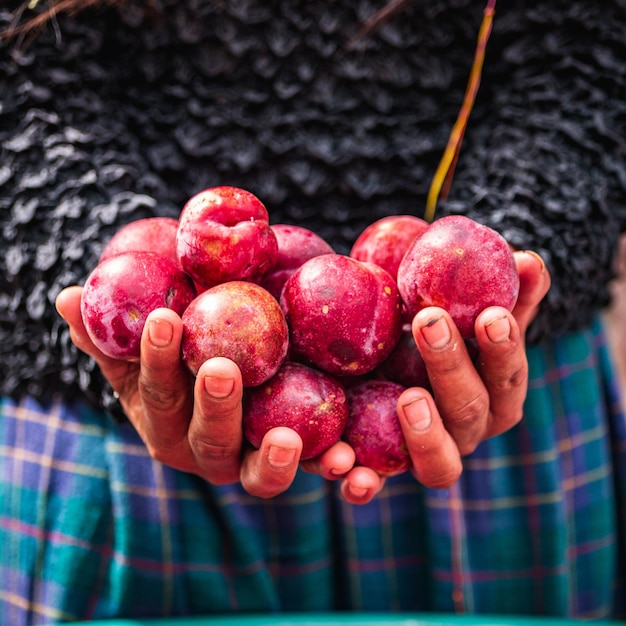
[376,323,430,390]
[280,254,403,377]
[261,224,335,300]
[397,215,520,339]
[182,281,289,387]
[100,217,180,268]
[350,214,428,280]
[343,380,412,476]
[80,250,196,360]
[176,185,278,290]
[243,361,349,460]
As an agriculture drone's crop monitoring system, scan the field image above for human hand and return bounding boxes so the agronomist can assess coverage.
[56,286,356,498]
[56,249,549,505]
[301,249,552,504]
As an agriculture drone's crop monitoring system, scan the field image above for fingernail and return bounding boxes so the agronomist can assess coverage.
[268,445,297,469]
[204,375,235,399]
[402,396,432,432]
[524,250,546,273]
[485,314,511,343]
[148,318,173,347]
[420,315,451,349]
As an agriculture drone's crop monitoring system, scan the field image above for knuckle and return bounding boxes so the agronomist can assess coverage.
[486,364,528,393]
[447,392,489,428]
[139,379,182,412]
[190,434,241,469]
[444,394,489,457]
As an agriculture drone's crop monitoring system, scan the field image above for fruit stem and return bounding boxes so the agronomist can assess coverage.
[424,0,496,223]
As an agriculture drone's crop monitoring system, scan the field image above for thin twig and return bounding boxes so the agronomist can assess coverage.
[346,0,413,50]
[424,0,496,222]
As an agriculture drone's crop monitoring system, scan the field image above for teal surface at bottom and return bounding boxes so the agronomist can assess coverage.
[72,613,614,626]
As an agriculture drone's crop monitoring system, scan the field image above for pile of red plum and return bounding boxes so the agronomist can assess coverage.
[80,186,520,475]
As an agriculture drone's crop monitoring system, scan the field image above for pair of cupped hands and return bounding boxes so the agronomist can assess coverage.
[56,249,550,505]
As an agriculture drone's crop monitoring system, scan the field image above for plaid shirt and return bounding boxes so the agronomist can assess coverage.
[1,317,625,625]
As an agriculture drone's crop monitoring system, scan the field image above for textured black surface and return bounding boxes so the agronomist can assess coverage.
[1,0,625,409]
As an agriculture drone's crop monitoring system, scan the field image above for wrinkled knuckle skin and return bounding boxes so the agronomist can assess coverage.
[448,393,489,430]
[443,394,490,457]
[508,365,528,389]
[190,436,240,464]
[139,379,180,411]
[486,365,528,394]
[189,438,242,485]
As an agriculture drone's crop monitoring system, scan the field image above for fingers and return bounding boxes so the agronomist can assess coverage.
[300,440,355,479]
[339,467,386,505]
[57,287,303,495]
[57,248,550,502]
[55,286,92,353]
[474,307,528,437]
[240,427,303,498]
[301,442,386,505]
[135,308,193,456]
[187,357,244,484]
[512,250,551,333]
[139,312,248,484]
[55,286,115,366]
[397,389,463,489]
[410,302,529,456]
[55,286,137,399]
[411,308,487,455]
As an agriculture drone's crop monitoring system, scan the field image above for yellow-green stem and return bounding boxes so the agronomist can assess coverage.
[424,0,496,223]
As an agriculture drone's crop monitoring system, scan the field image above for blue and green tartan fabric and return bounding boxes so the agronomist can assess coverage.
[1,317,625,624]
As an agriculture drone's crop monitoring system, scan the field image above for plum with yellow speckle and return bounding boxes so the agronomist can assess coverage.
[397,215,520,339]
[280,254,403,377]
[182,281,288,387]
[243,361,349,460]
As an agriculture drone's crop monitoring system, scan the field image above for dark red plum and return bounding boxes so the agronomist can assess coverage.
[376,324,431,390]
[280,254,403,377]
[350,214,428,280]
[344,380,412,476]
[100,217,181,268]
[176,186,278,289]
[182,281,288,387]
[397,215,520,339]
[261,224,335,300]
[80,251,196,360]
[243,361,349,460]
